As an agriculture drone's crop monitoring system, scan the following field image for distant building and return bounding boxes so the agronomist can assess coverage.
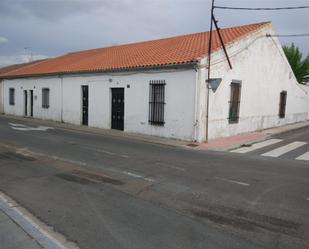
[0,22,308,142]
[0,59,48,114]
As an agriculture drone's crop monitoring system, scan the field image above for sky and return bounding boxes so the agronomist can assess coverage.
[0,0,308,67]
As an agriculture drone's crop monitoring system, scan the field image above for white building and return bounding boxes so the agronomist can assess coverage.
[0,22,308,142]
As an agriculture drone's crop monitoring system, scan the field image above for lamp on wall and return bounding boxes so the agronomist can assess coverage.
[206,78,222,92]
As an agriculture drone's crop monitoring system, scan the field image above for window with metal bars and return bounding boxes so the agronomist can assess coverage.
[42,88,50,108]
[228,81,242,123]
[9,88,15,105]
[149,80,165,126]
[279,91,287,118]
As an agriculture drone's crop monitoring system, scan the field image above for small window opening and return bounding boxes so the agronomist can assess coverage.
[42,88,50,108]
[149,80,165,126]
[279,91,287,118]
[228,82,242,123]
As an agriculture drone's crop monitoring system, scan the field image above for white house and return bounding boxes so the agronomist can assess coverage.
[0,21,308,142]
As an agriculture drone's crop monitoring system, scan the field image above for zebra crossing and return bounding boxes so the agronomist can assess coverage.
[231,139,309,161]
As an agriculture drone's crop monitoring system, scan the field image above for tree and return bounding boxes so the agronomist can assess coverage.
[283,43,309,84]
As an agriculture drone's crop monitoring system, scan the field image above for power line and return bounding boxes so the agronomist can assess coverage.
[214,5,309,11]
[267,33,309,37]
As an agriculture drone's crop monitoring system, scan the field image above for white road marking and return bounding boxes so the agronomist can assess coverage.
[296,151,309,161]
[96,149,115,155]
[262,141,307,157]
[215,177,250,186]
[155,162,185,171]
[84,146,129,158]
[123,171,143,178]
[9,123,27,127]
[123,171,154,182]
[9,123,54,131]
[231,139,282,153]
[51,156,87,166]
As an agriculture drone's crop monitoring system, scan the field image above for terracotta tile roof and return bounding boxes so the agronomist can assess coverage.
[0,59,48,75]
[0,22,270,78]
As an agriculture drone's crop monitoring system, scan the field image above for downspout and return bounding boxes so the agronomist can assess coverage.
[0,79,4,114]
[0,80,3,114]
[60,75,63,122]
[193,64,199,142]
[206,0,215,142]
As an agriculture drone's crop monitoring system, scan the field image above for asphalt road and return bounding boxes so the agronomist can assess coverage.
[0,116,308,249]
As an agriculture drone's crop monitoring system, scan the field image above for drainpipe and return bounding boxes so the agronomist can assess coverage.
[205,0,215,142]
[60,75,63,122]
[193,64,199,142]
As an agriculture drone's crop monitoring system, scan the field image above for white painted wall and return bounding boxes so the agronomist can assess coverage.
[62,69,197,140]
[200,24,309,140]
[2,69,197,141]
[3,77,62,121]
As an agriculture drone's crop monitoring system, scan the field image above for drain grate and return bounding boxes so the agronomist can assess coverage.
[0,151,35,161]
[56,169,124,186]
[187,143,199,147]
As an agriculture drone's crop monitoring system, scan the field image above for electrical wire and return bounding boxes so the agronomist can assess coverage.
[214,5,309,10]
[267,33,309,37]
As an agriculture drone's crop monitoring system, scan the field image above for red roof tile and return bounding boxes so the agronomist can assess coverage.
[0,59,48,75]
[0,22,270,78]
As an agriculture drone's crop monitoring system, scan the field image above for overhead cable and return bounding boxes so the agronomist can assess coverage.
[214,5,309,10]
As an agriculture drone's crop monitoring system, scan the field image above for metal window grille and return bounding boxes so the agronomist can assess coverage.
[149,80,165,126]
[9,88,15,105]
[228,82,241,123]
[42,88,50,108]
[279,91,287,118]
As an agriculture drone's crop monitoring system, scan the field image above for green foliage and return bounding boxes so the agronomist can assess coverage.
[283,43,309,84]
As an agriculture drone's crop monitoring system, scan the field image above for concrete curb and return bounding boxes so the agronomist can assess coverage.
[0,114,188,148]
[262,120,309,136]
[0,191,79,249]
[1,114,308,151]
[197,120,309,151]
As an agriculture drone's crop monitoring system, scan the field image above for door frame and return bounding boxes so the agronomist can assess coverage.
[111,87,125,131]
[29,90,33,117]
[81,85,89,126]
[24,90,28,116]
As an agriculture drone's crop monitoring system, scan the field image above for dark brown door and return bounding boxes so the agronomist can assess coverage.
[82,86,89,125]
[24,90,27,116]
[30,90,33,117]
[111,88,124,130]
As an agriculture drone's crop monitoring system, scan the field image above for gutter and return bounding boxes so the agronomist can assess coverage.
[0,62,198,80]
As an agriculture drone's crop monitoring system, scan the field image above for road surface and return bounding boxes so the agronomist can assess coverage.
[0,116,308,249]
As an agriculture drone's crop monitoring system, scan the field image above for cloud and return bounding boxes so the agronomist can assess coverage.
[0,54,48,68]
[0,0,308,62]
[0,37,8,44]
[0,0,121,21]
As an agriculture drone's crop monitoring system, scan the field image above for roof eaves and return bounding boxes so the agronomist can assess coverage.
[0,61,198,79]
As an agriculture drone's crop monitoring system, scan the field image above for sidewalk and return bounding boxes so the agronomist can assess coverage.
[1,114,188,148]
[1,114,308,152]
[197,120,309,151]
[0,192,77,249]
[0,209,42,249]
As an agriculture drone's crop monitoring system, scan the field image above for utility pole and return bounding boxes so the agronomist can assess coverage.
[205,0,215,143]
[24,47,33,62]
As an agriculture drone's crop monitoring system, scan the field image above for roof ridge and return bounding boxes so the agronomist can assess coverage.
[65,21,271,55]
